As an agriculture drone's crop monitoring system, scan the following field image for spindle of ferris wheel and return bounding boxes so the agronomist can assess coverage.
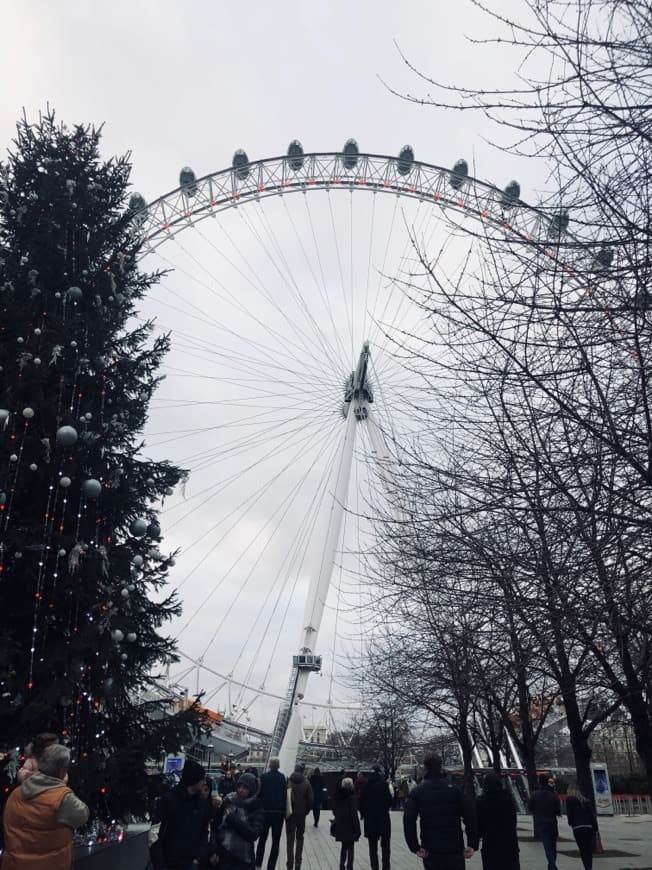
[128,137,614,767]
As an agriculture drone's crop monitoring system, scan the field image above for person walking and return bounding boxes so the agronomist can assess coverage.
[566,783,598,870]
[215,772,265,870]
[528,773,561,870]
[2,743,89,870]
[475,772,519,870]
[285,764,313,870]
[359,765,392,870]
[332,778,361,870]
[308,767,325,827]
[255,758,287,870]
[403,752,478,870]
[155,759,212,870]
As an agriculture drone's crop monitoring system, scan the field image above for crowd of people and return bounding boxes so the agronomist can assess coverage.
[0,738,601,870]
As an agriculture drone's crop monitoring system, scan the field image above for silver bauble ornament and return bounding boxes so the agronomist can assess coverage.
[81,478,102,499]
[33,328,42,336]
[132,555,144,568]
[33,358,41,366]
[29,463,38,471]
[120,653,128,661]
[22,407,35,419]
[59,477,72,488]
[56,425,78,447]
[66,286,83,302]
[120,588,129,598]
[127,584,135,592]
[126,632,137,643]
[58,548,67,557]
[70,340,78,349]
[9,454,18,463]
[130,518,148,538]
[111,629,124,643]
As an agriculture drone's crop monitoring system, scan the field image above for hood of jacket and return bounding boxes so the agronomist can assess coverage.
[289,772,305,785]
[334,785,354,802]
[20,772,68,800]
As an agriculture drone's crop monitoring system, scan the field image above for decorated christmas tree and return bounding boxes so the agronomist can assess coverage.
[0,112,204,818]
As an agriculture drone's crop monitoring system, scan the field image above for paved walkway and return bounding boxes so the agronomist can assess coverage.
[266,812,652,870]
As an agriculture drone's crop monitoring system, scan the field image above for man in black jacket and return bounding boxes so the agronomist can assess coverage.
[255,757,287,870]
[155,759,212,870]
[403,754,478,870]
[528,774,561,870]
[360,765,392,870]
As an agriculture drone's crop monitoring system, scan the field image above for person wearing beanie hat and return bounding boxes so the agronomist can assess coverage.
[215,771,265,869]
[153,758,211,870]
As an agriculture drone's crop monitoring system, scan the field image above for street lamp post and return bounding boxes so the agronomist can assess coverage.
[207,744,214,773]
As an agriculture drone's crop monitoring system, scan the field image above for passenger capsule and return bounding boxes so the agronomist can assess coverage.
[594,246,614,271]
[449,159,469,191]
[128,192,147,213]
[287,140,304,172]
[179,166,198,197]
[549,210,570,236]
[342,138,359,170]
[233,149,250,181]
[501,180,520,208]
[397,145,414,176]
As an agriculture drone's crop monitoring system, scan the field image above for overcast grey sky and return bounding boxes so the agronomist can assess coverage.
[2,0,552,734]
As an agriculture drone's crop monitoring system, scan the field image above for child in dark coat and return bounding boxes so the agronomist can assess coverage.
[332,778,361,870]
[216,772,265,870]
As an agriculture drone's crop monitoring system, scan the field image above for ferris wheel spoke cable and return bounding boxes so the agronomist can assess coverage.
[283,195,349,366]
[158,247,325,375]
[253,200,345,375]
[236,206,344,374]
[193,417,343,660]
[257,442,341,693]
[172,416,342,612]
[326,193,355,364]
[230,431,343,706]
[366,196,400,353]
[165,416,340,554]
[300,195,352,367]
[148,397,334,450]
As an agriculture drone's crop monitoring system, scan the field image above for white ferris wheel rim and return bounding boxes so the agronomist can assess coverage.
[130,149,596,271]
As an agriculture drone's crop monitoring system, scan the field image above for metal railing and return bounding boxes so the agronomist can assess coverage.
[612,794,652,815]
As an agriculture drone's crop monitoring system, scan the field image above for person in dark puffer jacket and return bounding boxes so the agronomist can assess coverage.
[475,772,519,870]
[359,766,392,870]
[403,753,478,870]
[216,772,265,870]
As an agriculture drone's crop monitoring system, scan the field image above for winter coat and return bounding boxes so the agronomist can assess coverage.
[359,772,392,838]
[216,791,265,869]
[566,796,598,832]
[309,773,325,800]
[332,787,361,844]
[259,769,287,813]
[528,786,561,834]
[288,771,313,817]
[2,772,89,870]
[157,785,212,868]
[403,772,479,856]
[476,789,520,870]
